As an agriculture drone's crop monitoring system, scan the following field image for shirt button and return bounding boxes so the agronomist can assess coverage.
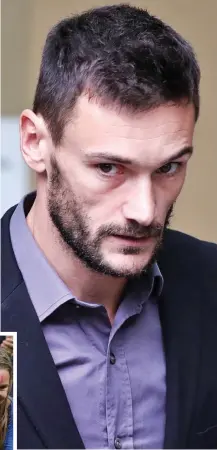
[110,353,116,364]
[114,437,122,449]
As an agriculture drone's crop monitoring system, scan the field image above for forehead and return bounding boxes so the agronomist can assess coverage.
[0,369,10,385]
[68,96,195,161]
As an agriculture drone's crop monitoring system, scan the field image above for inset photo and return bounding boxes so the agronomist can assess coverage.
[0,333,17,450]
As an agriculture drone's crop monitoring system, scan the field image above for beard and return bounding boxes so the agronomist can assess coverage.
[48,156,173,279]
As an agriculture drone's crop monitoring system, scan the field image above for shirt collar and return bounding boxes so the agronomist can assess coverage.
[10,194,73,322]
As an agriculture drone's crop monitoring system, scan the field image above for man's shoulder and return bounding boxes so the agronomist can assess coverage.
[164,228,217,254]
[159,228,217,275]
[1,203,23,303]
[1,204,18,237]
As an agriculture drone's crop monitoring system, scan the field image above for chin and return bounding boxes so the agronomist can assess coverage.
[106,252,153,276]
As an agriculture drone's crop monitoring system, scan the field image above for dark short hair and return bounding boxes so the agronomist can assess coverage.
[33,3,200,146]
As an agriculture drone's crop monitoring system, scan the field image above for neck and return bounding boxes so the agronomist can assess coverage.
[26,193,126,322]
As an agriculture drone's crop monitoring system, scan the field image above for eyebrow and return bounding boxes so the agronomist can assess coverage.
[0,384,9,389]
[85,146,193,166]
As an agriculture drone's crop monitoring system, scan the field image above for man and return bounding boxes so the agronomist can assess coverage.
[1,4,217,449]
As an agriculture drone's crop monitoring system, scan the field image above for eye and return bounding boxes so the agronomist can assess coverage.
[156,162,182,176]
[97,163,122,177]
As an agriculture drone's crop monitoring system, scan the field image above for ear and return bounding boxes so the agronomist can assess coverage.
[20,110,49,173]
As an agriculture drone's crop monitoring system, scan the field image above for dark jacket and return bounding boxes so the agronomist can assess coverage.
[1,204,217,449]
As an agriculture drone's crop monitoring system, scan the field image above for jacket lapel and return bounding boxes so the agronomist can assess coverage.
[158,232,203,448]
[1,206,85,449]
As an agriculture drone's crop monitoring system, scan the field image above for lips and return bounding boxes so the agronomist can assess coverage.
[111,234,153,246]
[114,234,150,240]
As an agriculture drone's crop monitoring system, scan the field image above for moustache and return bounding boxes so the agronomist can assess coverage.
[98,223,163,240]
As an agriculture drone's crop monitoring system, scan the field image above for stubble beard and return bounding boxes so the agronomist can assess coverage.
[48,157,173,279]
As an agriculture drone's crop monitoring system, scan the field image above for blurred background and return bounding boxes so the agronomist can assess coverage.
[1,0,217,242]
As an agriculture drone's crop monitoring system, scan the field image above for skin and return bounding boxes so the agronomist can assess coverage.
[0,369,10,401]
[20,96,195,323]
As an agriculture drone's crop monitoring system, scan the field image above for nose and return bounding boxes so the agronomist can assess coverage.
[122,177,155,226]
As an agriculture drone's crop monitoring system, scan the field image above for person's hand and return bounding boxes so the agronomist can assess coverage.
[1,336,13,355]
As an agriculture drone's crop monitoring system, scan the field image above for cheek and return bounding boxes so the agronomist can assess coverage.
[156,173,186,202]
[72,175,121,218]
[83,196,119,228]
[170,175,186,200]
[154,176,186,217]
[0,390,7,400]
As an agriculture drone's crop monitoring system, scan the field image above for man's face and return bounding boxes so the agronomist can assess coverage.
[47,98,195,278]
[0,369,10,402]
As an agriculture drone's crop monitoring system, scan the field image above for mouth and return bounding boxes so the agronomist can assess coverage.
[112,234,154,246]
